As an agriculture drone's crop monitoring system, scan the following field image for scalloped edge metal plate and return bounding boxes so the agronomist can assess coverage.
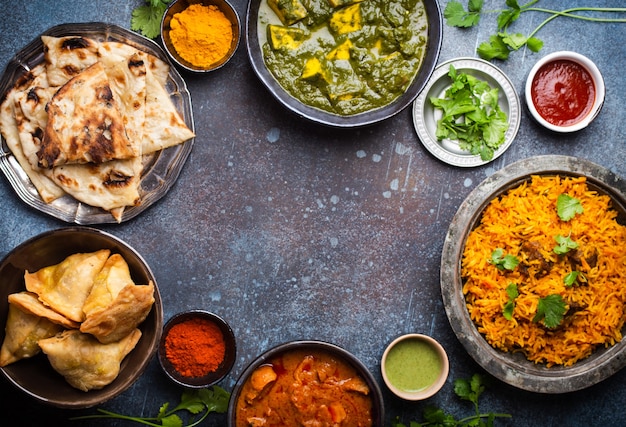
[0,23,195,224]
[413,57,520,167]
[441,155,626,393]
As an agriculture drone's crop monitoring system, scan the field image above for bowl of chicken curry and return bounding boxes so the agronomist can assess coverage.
[228,340,384,426]
[0,227,162,408]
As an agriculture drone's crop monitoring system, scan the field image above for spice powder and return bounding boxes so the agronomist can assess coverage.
[164,317,226,377]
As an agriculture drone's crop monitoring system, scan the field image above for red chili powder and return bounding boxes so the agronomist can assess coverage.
[164,317,226,378]
[531,59,595,127]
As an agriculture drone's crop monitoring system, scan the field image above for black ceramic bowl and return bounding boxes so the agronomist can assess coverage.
[228,340,384,426]
[246,0,442,127]
[0,227,163,408]
[158,310,236,388]
[441,155,626,393]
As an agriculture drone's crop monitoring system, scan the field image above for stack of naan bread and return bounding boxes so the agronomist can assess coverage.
[0,35,195,222]
[0,249,155,392]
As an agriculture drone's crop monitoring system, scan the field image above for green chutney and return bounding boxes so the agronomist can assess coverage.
[385,338,441,392]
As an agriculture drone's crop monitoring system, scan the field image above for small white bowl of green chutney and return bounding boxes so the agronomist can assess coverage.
[381,333,449,400]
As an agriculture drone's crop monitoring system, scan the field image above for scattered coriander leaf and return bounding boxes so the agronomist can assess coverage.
[564,271,579,287]
[477,34,511,60]
[70,386,230,426]
[557,194,584,221]
[131,0,169,39]
[444,0,484,28]
[533,294,567,328]
[503,283,519,320]
[489,248,520,271]
[554,233,579,255]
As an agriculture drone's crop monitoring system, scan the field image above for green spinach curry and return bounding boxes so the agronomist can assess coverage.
[258,0,429,116]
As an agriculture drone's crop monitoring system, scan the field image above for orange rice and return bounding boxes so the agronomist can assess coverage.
[461,175,626,366]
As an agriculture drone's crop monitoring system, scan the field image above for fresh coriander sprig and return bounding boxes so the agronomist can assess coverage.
[70,386,230,426]
[533,294,567,328]
[131,0,170,39]
[489,248,520,271]
[445,1,626,61]
[392,373,512,427]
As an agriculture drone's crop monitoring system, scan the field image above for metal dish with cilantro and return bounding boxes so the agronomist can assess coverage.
[413,57,520,167]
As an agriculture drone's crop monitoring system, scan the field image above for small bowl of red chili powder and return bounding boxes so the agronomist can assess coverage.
[158,310,236,388]
[525,51,605,133]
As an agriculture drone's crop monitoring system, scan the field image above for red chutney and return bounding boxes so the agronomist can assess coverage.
[531,59,595,127]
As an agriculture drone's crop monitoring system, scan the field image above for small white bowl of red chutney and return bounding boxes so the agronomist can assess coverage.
[525,51,604,133]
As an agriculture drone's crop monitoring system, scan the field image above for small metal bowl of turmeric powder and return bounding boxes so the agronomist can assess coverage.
[161,0,241,73]
[158,310,236,388]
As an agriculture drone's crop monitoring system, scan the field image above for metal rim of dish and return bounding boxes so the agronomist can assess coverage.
[413,57,521,167]
[227,340,385,426]
[0,226,163,408]
[245,0,443,128]
[440,155,626,393]
[0,23,195,224]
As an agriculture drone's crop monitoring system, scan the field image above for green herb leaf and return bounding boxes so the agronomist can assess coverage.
[489,248,520,271]
[533,294,567,328]
[564,271,579,287]
[477,34,511,60]
[131,0,169,39]
[70,386,230,426]
[554,233,579,255]
[429,65,509,161]
[557,194,584,221]
[503,283,519,320]
[444,0,483,28]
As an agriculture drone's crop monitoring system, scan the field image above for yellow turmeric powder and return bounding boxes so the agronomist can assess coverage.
[169,3,234,68]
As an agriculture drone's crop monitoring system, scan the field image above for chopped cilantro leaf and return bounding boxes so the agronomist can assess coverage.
[429,65,509,161]
[533,294,567,328]
[554,233,579,255]
[489,248,520,271]
[557,194,584,221]
[503,283,519,320]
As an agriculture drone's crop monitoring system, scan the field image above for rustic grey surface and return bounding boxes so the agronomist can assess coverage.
[0,1,624,426]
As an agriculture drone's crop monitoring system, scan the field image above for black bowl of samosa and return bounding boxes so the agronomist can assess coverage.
[0,227,162,408]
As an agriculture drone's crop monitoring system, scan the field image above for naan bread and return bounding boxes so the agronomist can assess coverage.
[38,328,142,391]
[42,35,100,87]
[142,66,195,154]
[24,249,111,323]
[99,40,170,87]
[0,302,63,367]
[0,65,65,203]
[43,155,142,214]
[8,291,79,329]
[40,61,140,168]
[81,254,155,344]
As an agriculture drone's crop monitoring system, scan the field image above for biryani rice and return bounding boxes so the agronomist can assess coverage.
[461,175,626,367]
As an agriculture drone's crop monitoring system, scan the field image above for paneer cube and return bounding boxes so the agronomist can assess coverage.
[268,0,308,26]
[329,3,362,35]
[300,57,330,83]
[327,0,363,8]
[326,39,353,60]
[267,25,308,50]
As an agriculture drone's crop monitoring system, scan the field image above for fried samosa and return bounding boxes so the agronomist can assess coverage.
[38,328,141,391]
[8,291,79,329]
[0,302,63,367]
[81,254,155,343]
[24,249,111,323]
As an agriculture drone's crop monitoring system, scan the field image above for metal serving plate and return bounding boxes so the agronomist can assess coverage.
[413,57,521,167]
[0,23,194,224]
[441,155,626,393]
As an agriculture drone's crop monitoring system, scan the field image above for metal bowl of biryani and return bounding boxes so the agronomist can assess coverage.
[246,0,442,127]
[227,340,384,426]
[441,155,626,393]
[0,227,162,408]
